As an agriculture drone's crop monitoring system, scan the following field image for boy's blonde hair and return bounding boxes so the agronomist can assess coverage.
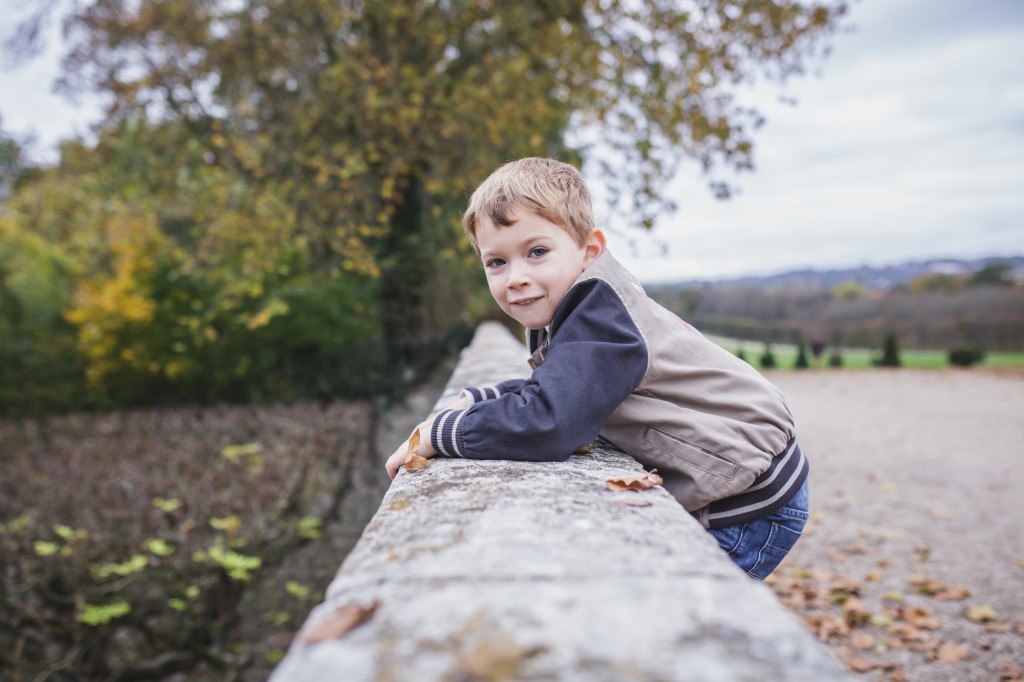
[462,158,595,247]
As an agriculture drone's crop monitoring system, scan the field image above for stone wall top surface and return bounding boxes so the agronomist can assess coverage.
[270,322,848,681]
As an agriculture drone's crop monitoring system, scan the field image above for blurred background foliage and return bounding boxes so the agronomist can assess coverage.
[0,0,847,418]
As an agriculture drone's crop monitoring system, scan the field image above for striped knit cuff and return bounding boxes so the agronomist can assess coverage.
[430,408,468,458]
[462,386,503,405]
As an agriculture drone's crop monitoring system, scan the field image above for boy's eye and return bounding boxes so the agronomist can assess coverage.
[529,247,548,258]
[485,258,506,268]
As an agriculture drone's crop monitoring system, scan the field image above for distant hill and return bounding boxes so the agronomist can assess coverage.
[653,256,1024,292]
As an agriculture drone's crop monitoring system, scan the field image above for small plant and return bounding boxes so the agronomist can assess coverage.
[828,350,843,368]
[760,344,776,369]
[736,348,748,363]
[948,345,986,367]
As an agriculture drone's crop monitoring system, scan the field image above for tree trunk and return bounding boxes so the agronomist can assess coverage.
[377,174,431,378]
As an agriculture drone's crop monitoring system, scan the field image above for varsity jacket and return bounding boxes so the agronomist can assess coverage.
[428,250,808,528]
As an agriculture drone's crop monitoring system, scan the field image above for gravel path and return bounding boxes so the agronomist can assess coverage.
[766,368,1024,682]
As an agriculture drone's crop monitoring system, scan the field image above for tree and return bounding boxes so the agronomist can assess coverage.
[878,332,901,368]
[7,0,848,375]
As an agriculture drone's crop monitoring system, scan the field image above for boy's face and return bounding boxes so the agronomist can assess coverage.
[476,209,605,330]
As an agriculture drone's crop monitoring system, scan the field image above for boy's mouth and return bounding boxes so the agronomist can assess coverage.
[510,296,541,306]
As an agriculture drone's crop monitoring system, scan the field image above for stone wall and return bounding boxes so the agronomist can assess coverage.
[270,322,849,681]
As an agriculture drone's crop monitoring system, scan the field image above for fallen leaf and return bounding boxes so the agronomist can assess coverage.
[934,641,969,663]
[934,585,971,601]
[842,597,870,626]
[847,656,881,673]
[865,571,884,582]
[605,469,663,492]
[910,575,947,596]
[887,669,909,682]
[299,601,379,644]
[984,621,1014,633]
[904,606,940,630]
[851,632,876,651]
[403,430,429,472]
[808,614,851,642]
[928,509,955,521]
[966,604,998,623]
[574,444,592,454]
[997,659,1022,680]
[886,621,933,644]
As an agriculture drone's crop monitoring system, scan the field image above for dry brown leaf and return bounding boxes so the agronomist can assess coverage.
[934,641,969,664]
[847,657,881,673]
[934,585,971,601]
[842,596,870,626]
[966,604,998,623]
[851,632,876,651]
[886,621,933,644]
[809,614,851,642]
[887,669,910,682]
[403,430,429,472]
[574,444,592,454]
[997,659,1022,680]
[605,469,663,492]
[983,621,1014,633]
[910,575,945,596]
[904,606,940,630]
[928,509,955,521]
[299,601,379,644]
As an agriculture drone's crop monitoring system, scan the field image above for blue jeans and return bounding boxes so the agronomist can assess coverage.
[706,479,809,580]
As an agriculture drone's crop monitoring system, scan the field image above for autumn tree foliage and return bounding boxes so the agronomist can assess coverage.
[2,0,847,413]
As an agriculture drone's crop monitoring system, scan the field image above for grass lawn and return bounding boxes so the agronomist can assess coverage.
[704,334,1024,371]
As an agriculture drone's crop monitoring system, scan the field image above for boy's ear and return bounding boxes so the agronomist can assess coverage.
[582,229,607,268]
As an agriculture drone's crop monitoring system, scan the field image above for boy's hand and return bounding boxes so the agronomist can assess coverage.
[385,421,439,480]
[385,396,470,480]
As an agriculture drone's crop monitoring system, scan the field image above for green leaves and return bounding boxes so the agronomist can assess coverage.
[78,601,132,626]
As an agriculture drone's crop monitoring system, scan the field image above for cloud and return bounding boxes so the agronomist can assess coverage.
[609,0,1024,282]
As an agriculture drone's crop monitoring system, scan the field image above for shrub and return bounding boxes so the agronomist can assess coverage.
[948,345,986,367]
[794,342,809,369]
[0,401,378,681]
[878,333,901,367]
[828,351,844,368]
[760,344,776,369]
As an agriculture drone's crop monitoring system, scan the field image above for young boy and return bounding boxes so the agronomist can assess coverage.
[386,157,809,580]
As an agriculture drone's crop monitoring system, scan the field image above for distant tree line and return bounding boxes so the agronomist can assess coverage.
[651,266,1024,352]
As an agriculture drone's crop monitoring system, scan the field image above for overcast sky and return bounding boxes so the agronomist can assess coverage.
[2,0,1023,282]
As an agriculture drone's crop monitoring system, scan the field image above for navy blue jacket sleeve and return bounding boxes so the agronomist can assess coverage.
[429,279,648,461]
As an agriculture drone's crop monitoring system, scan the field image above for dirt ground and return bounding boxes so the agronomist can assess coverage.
[766,368,1024,682]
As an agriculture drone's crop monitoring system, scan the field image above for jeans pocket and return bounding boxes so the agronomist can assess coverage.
[747,521,803,581]
[707,522,744,554]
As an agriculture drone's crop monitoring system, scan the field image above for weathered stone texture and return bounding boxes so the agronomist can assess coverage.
[271,322,848,681]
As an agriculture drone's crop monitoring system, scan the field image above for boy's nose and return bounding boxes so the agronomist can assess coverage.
[506,263,529,288]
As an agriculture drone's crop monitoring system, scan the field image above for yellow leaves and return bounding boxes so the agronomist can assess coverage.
[33,541,60,557]
[221,443,264,473]
[605,469,663,492]
[299,601,379,645]
[78,601,132,626]
[965,604,998,623]
[244,298,290,330]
